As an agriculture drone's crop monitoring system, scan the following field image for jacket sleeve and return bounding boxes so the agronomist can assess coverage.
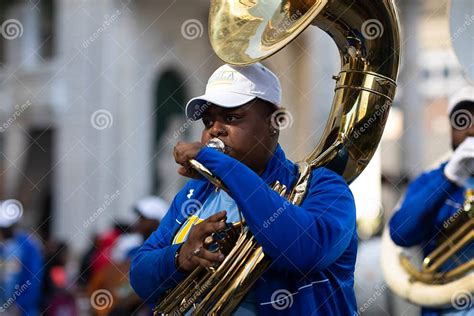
[195,147,356,273]
[389,165,458,247]
[129,184,190,303]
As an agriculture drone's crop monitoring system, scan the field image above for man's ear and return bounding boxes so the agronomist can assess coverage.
[267,120,279,137]
[268,106,285,135]
[266,114,277,135]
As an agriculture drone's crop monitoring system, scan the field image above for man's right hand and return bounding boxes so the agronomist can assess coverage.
[445,137,474,187]
[177,211,227,272]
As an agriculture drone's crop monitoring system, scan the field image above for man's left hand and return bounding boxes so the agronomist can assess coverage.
[174,142,204,179]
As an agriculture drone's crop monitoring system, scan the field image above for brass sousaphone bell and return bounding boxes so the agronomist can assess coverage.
[155,0,401,314]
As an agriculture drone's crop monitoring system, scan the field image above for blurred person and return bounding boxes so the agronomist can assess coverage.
[90,223,130,275]
[130,64,358,315]
[78,234,100,288]
[389,86,474,316]
[88,197,168,316]
[82,224,127,316]
[0,199,43,316]
[42,241,77,316]
[133,196,168,240]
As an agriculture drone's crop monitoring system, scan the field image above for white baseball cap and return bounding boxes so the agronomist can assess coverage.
[448,86,474,116]
[185,63,282,120]
[134,196,168,221]
[111,233,143,263]
[0,199,23,228]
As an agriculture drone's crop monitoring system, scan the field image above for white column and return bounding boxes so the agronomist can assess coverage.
[398,0,424,177]
[4,1,40,67]
[53,0,122,253]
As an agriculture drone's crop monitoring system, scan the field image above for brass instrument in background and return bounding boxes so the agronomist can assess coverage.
[155,0,401,314]
[381,0,474,308]
[400,189,473,285]
[381,189,474,308]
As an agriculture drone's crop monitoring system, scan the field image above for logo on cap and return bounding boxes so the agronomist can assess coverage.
[208,70,236,87]
[239,0,257,8]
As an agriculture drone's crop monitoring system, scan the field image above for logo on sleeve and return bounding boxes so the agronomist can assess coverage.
[187,189,194,199]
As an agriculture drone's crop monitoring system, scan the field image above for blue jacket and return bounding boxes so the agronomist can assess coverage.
[389,162,473,316]
[130,144,358,315]
[0,231,43,316]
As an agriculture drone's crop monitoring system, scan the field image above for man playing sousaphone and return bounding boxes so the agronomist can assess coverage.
[130,63,358,314]
[389,86,474,315]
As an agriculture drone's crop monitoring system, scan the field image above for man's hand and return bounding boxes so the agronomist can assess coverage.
[177,211,227,272]
[445,137,474,187]
[173,142,204,179]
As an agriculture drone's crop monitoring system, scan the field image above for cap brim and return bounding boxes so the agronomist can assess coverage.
[448,87,474,115]
[185,91,256,120]
[0,218,17,228]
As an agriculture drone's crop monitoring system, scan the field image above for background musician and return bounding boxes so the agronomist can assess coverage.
[0,200,43,316]
[389,86,474,316]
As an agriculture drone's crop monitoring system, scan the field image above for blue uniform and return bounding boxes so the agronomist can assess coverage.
[0,231,43,315]
[389,162,473,316]
[130,144,358,315]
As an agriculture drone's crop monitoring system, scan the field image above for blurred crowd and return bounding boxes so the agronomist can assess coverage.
[0,196,168,316]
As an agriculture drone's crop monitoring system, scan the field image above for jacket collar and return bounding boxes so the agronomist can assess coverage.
[260,144,298,189]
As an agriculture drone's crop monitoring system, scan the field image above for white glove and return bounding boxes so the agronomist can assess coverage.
[444,137,474,187]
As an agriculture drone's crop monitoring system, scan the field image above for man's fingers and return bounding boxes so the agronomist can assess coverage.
[196,220,226,237]
[190,211,227,239]
[174,142,202,166]
[196,257,215,269]
[178,166,187,176]
[177,166,201,179]
[195,248,225,263]
[174,142,189,165]
[173,142,183,162]
[186,168,201,179]
[178,166,193,177]
[205,210,227,223]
